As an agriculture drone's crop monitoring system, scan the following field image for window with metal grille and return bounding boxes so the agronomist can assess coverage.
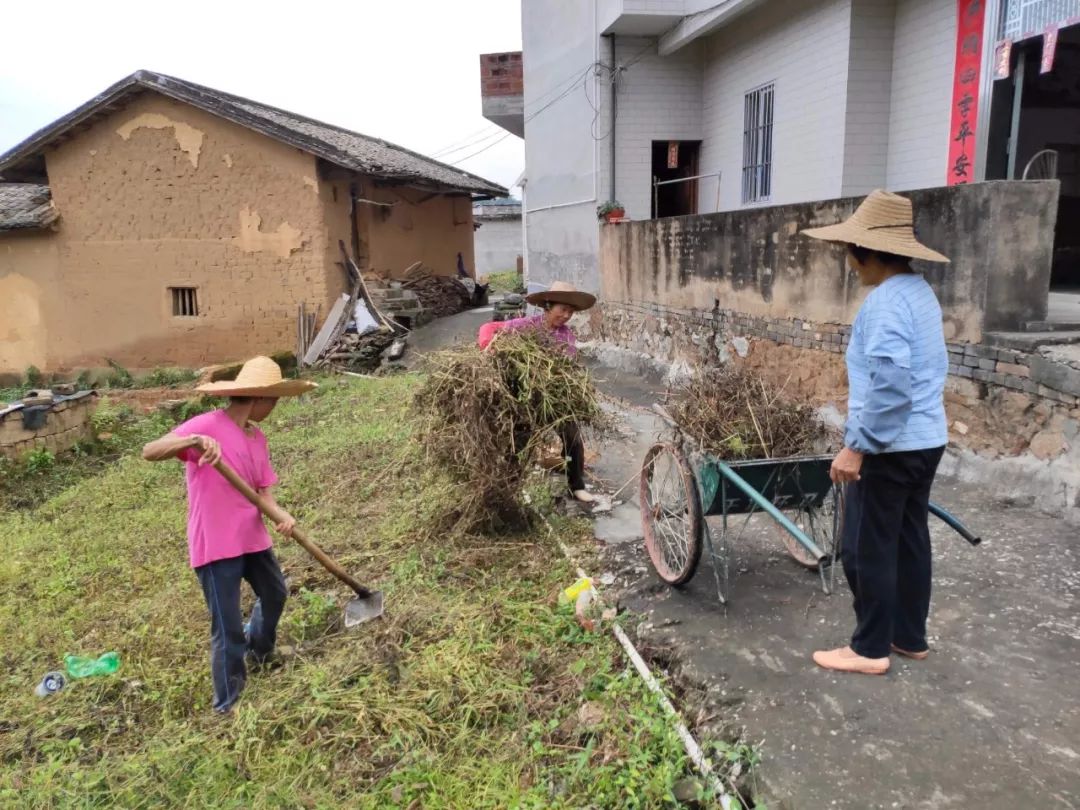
[1000,0,1080,40]
[170,287,199,317]
[741,83,774,205]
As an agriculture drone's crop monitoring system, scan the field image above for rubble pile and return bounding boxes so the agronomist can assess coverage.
[315,327,402,373]
[400,266,473,318]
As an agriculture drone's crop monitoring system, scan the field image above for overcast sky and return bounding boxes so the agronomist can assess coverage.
[0,0,524,193]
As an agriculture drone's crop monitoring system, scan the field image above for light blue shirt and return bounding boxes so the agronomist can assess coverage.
[845,273,948,454]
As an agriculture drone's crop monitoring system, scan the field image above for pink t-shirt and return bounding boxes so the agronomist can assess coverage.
[477,314,576,355]
[173,410,278,568]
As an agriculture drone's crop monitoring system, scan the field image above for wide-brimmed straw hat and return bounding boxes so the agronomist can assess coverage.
[197,356,317,397]
[801,189,950,263]
[525,281,597,311]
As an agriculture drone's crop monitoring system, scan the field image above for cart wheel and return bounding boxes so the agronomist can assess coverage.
[778,485,843,569]
[640,443,703,586]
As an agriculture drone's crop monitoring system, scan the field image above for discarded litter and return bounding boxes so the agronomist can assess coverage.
[34,671,66,698]
[65,651,121,679]
[559,577,593,605]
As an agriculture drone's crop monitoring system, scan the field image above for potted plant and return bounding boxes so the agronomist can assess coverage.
[597,200,625,223]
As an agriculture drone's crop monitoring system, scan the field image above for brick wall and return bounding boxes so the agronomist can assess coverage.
[588,299,1080,464]
[0,396,97,460]
[480,52,524,97]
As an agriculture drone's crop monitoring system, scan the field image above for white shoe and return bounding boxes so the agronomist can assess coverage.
[572,489,595,503]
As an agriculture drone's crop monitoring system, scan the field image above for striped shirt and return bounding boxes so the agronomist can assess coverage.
[846,273,948,453]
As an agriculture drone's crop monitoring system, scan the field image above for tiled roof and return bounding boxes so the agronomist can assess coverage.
[0,184,58,231]
[0,71,507,197]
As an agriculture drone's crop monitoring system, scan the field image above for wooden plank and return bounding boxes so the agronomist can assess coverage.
[303,293,350,366]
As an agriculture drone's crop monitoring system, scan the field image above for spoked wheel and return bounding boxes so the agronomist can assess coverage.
[640,443,703,586]
[777,485,843,570]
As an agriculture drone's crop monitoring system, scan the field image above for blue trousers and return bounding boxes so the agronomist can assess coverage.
[194,550,287,713]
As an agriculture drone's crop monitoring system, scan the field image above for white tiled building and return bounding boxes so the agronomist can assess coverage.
[484,0,1080,291]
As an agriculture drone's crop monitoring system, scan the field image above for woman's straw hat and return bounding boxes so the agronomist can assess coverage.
[801,189,950,263]
[197,356,318,397]
[525,281,597,311]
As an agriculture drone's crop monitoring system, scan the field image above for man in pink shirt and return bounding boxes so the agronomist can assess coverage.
[142,356,316,714]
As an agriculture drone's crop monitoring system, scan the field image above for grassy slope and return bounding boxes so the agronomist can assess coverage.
[0,376,712,809]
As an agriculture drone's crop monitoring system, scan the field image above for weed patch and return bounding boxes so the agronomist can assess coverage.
[0,375,747,808]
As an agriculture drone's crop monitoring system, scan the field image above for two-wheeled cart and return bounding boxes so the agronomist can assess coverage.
[639,405,981,605]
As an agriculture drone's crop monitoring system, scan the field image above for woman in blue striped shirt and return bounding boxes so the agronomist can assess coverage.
[802,190,950,676]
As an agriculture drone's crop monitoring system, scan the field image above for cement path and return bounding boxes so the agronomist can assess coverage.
[408,311,1080,809]
[589,363,1080,810]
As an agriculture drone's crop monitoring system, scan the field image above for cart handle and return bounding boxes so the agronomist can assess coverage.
[928,501,982,546]
[714,459,828,564]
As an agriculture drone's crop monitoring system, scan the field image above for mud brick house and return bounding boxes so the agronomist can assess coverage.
[0,71,506,377]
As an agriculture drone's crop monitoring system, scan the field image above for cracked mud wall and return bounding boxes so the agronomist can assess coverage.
[1,93,330,373]
[0,231,59,376]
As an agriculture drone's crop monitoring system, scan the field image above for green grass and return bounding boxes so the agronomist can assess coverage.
[485,270,525,295]
[0,375,747,808]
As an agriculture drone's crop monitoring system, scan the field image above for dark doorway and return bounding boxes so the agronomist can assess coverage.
[651,140,701,219]
[986,25,1080,292]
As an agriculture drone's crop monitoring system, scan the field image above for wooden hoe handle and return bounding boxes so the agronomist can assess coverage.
[213,460,373,597]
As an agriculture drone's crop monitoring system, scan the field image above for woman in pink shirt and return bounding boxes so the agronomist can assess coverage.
[142,356,316,714]
[478,281,597,503]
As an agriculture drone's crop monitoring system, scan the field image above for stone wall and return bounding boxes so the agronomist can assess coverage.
[600,180,1060,342]
[0,395,98,460]
[583,300,1080,516]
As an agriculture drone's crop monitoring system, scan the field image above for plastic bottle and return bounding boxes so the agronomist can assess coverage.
[64,652,121,679]
[34,671,67,697]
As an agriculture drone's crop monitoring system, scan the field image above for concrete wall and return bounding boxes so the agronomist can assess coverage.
[600,181,1059,341]
[612,36,704,219]
[841,0,896,195]
[698,0,853,211]
[474,216,523,276]
[885,0,955,190]
[522,0,603,291]
[0,92,332,374]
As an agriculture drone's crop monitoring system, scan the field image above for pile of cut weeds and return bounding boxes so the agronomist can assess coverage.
[0,375,753,808]
[412,334,605,533]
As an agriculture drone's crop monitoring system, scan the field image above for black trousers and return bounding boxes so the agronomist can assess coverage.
[841,446,945,659]
[558,421,587,492]
[195,550,288,713]
[513,421,586,493]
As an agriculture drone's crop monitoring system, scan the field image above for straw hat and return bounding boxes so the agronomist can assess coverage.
[801,189,950,263]
[525,281,597,311]
[196,356,317,397]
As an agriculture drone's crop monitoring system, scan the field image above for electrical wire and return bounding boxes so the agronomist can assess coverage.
[435,128,514,159]
[449,131,514,165]
[430,123,505,157]
[450,61,614,167]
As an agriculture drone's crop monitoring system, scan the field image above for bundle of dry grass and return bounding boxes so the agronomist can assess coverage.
[669,366,827,460]
[412,332,604,532]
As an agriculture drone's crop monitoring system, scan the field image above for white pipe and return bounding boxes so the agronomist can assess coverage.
[537,511,739,809]
[525,197,597,214]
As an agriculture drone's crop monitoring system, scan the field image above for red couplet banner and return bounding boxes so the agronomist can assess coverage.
[947,0,986,185]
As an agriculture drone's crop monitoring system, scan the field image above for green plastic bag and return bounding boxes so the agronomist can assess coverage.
[64,652,121,679]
